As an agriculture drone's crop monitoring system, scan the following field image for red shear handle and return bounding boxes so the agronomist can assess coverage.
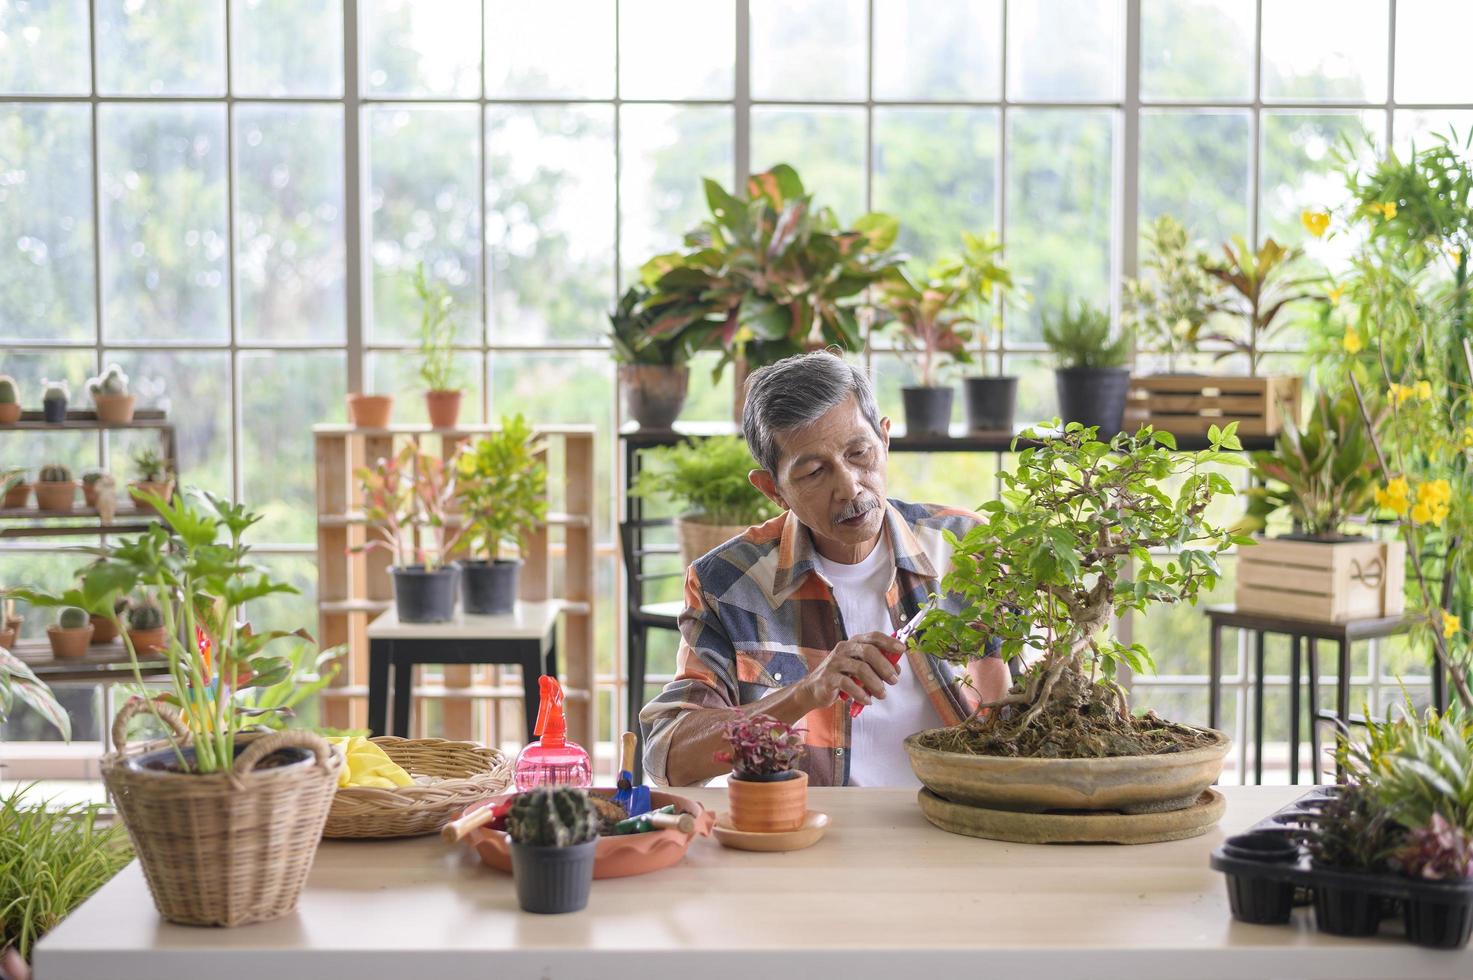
[841,649,905,718]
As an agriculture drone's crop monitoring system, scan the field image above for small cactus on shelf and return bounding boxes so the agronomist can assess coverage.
[86,363,129,397]
[81,470,107,486]
[0,375,17,404]
[126,598,164,631]
[505,787,602,848]
[38,464,74,484]
[131,446,171,483]
[715,712,805,779]
[57,606,88,630]
[41,379,69,402]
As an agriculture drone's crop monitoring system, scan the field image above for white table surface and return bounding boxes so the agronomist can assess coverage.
[35,786,1471,980]
[365,600,563,641]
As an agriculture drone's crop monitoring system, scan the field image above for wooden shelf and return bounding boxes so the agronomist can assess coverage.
[317,510,590,529]
[314,422,595,437]
[321,684,592,702]
[1,408,172,430]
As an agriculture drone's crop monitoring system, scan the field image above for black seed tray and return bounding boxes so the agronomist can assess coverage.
[1209,787,1473,949]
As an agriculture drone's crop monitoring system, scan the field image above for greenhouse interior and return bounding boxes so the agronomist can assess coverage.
[1,1,1472,977]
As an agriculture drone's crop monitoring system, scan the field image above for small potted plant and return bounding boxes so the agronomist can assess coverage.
[86,363,135,424]
[716,713,806,833]
[1305,784,1401,936]
[346,391,394,428]
[34,464,77,512]
[80,469,109,508]
[40,378,68,424]
[1,468,29,509]
[1121,215,1215,375]
[90,595,129,645]
[124,595,168,655]
[454,415,547,615]
[129,446,174,513]
[0,375,20,424]
[47,606,93,658]
[414,262,465,429]
[505,786,602,914]
[1041,299,1132,435]
[631,436,781,566]
[609,283,708,429]
[357,444,467,623]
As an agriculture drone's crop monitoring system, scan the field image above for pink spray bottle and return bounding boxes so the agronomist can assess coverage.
[513,675,592,791]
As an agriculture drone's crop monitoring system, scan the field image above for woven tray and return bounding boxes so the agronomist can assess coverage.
[324,736,512,839]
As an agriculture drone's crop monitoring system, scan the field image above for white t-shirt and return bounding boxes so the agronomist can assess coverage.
[813,538,938,788]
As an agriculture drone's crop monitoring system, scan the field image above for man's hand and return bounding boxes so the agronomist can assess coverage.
[800,631,904,710]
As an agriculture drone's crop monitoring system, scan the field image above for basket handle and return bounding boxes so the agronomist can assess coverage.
[112,698,190,750]
[233,728,336,778]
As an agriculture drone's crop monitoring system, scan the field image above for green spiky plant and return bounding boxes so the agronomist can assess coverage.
[413,262,462,394]
[505,787,601,848]
[1307,783,1403,871]
[1041,299,1131,369]
[130,446,170,484]
[631,436,780,528]
[126,597,163,631]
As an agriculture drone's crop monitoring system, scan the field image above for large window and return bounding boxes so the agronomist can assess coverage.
[1,1,1462,778]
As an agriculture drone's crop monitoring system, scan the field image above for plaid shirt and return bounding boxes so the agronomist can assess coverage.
[640,498,994,787]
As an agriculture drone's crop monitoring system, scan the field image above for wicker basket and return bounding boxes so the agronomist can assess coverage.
[323,736,513,839]
[101,701,340,928]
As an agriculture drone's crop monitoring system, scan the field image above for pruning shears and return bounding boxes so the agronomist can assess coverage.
[840,598,936,719]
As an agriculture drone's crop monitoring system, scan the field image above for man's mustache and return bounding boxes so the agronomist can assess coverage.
[833,496,880,524]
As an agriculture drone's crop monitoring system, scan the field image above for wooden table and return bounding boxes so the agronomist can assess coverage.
[36,786,1471,979]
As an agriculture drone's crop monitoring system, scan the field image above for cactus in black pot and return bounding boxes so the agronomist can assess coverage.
[506,787,601,914]
[41,378,69,424]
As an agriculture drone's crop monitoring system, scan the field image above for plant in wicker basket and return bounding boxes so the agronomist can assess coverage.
[505,787,602,914]
[3,489,342,928]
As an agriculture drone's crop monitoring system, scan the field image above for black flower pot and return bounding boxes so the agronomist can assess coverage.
[43,397,67,424]
[1404,896,1473,949]
[1220,833,1298,925]
[391,564,459,623]
[962,376,1017,433]
[509,839,597,914]
[1312,881,1382,937]
[1054,367,1130,436]
[461,559,520,615]
[901,385,954,437]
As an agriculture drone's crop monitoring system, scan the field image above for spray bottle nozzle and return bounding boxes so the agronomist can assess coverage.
[532,675,566,745]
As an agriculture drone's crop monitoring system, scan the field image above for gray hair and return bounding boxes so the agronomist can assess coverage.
[741,350,884,474]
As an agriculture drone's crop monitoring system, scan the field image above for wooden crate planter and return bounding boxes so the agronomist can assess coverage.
[1236,537,1406,623]
[1125,375,1301,437]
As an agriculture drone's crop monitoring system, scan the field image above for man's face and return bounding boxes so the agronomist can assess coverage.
[750,396,891,560]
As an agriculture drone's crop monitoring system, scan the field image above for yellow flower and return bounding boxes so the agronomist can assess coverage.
[1416,379,1433,400]
[1382,201,1398,219]
[1342,327,1362,353]
[1327,284,1346,306]
[1411,501,1433,523]
[1301,210,1331,238]
[1462,426,1473,449]
[1376,476,1412,516]
[1389,381,1432,406]
[1412,479,1452,526]
[1444,611,1462,640]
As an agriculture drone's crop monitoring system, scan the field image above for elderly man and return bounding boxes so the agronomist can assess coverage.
[640,351,1011,787]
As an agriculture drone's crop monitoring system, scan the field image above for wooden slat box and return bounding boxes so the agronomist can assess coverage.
[1236,537,1406,623]
[1125,375,1302,437]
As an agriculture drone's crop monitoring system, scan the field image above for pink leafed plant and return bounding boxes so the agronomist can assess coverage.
[1394,813,1473,881]
[354,444,467,570]
[714,712,804,779]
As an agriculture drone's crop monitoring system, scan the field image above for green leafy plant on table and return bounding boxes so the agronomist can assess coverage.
[912,422,1246,758]
[455,415,547,562]
[1122,214,1218,371]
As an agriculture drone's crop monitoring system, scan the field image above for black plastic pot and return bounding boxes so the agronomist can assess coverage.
[125,738,312,774]
[509,838,597,914]
[962,376,1017,433]
[391,564,459,623]
[461,559,520,615]
[1221,833,1297,925]
[1312,881,1382,937]
[1404,896,1473,949]
[901,385,954,437]
[43,397,67,424]
[1054,366,1130,436]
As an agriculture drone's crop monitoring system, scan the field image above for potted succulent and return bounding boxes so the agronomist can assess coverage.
[0,374,20,424]
[90,595,129,645]
[414,262,465,429]
[505,786,602,914]
[33,464,77,512]
[609,283,710,429]
[903,422,1242,836]
[1,468,28,509]
[346,391,394,428]
[40,378,68,424]
[716,713,806,833]
[357,444,467,623]
[46,606,93,659]
[129,446,174,513]
[631,436,781,566]
[124,595,168,655]
[80,469,109,509]
[454,415,547,615]
[86,363,135,424]
[5,489,342,928]
[1041,299,1132,436]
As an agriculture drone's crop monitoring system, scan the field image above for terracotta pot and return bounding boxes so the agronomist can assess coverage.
[425,389,462,429]
[0,627,15,651]
[728,770,807,833]
[904,727,1231,815]
[93,393,136,424]
[620,364,689,429]
[34,481,77,512]
[130,479,174,513]
[673,514,749,567]
[3,482,30,509]
[127,626,169,656]
[82,480,104,508]
[47,624,94,659]
[347,393,394,428]
[90,614,120,645]
[0,403,18,424]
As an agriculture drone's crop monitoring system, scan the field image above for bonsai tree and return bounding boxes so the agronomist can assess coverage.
[912,422,1245,757]
[1122,215,1217,372]
[1201,236,1318,375]
[356,443,467,571]
[455,415,547,562]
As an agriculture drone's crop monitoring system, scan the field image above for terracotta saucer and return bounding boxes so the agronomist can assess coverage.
[712,810,829,852]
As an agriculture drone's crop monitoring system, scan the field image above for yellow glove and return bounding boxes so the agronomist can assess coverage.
[327,736,414,789]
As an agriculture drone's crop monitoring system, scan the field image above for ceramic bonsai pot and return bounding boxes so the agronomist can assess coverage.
[93,393,136,424]
[425,389,462,429]
[47,623,94,659]
[391,563,460,623]
[347,393,394,428]
[901,386,954,437]
[727,769,808,833]
[621,364,689,430]
[963,376,1018,432]
[90,614,120,645]
[509,838,598,914]
[127,626,169,655]
[461,559,520,616]
[673,514,747,568]
[904,727,1230,815]
[42,396,67,424]
[1055,366,1130,436]
[34,480,77,512]
[3,481,30,509]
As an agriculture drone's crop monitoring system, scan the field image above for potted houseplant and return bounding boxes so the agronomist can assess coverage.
[357,444,467,623]
[414,262,465,429]
[1202,235,1317,376]
[33,464,76,512]
[90,595,129,645]
[716,712,806,833]
[129,445,174,513]
[347,393,394,428]
[903,422,1242,837]
[609,283,709,429]
[40,379,68,424]
[1121,215,1215,375]
[1,468,28,509]
[454,415,547,615]
[124,594,168,655]
[505,786,602,914]
[5,489,342,928]
[952,233,1023,433]
[1304,783,1402,936]
[1042,300,1133,436]
[631,436,781,566]
[46,606,93,659]
[86,363,135,424]
[0,375,20,424]
[80,469,109,509]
